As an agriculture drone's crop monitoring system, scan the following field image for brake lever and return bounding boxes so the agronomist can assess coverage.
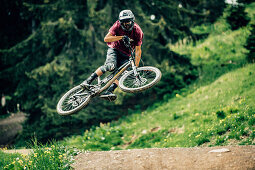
[122,37,134,52]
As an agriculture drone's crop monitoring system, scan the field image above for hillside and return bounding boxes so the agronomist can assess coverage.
[62,3,255,149]
[63,64,255,150]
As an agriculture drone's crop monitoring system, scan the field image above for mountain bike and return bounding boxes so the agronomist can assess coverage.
[56,39,161,115]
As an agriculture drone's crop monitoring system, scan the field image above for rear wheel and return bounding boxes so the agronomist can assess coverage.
[56,85,91,115]
[119,66,161,93]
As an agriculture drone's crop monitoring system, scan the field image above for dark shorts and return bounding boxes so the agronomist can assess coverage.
[100,48,129,73]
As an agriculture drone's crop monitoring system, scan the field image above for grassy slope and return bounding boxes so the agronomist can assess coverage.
[63,64,254,150]
[61,3,255,151]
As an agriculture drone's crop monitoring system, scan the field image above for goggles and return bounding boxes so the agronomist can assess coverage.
[120,18,133,23]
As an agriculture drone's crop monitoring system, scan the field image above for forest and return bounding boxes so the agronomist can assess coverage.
[0,0,254,147]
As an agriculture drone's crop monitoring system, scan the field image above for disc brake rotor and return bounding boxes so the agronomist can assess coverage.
[134,77,147,86]
[68,95,82,107]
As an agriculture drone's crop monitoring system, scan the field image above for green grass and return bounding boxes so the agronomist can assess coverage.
[0,139,80,169]
[62,64,255,150]
[170,20,250,87]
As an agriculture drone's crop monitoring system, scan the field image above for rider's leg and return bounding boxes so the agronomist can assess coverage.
[100,49,129,101]
[80,68,103,89]
[107,80,119,93]
[100,82,118,101]
[81,48,117,90]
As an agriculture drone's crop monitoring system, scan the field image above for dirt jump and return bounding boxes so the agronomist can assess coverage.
[72,145,255,170]
[0,112,27,146]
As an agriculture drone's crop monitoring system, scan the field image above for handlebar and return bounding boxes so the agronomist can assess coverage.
[122,37,134,53]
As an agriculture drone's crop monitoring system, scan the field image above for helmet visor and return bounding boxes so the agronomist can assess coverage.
[120,18,133,23]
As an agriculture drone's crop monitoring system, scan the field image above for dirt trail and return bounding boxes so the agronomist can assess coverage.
[3,145,255,169]
[72,145,255,170]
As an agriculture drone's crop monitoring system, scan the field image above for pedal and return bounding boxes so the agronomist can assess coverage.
[80,83,92,91]
[100,94,117,101]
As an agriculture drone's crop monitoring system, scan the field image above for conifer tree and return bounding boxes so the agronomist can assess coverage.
[226,3,250,30]
[245,23,255,63]
[238,0,254,4]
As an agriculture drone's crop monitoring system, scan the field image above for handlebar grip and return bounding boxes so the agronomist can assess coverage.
[122,36,134,51]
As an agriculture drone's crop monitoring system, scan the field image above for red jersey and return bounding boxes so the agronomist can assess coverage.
[107,21,143,56]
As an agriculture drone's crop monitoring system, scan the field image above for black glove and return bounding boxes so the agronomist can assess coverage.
[122,35,130,44]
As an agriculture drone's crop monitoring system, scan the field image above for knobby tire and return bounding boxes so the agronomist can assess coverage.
[119,66,161,93]
[56,85,91,115]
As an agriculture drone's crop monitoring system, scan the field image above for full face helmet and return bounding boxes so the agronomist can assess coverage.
[119,10,135,32]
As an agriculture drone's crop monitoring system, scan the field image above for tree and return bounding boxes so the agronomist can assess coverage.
[238,0,254,4]
[225,3,250,30]
[0,0,31,49]
[245,23,255,63]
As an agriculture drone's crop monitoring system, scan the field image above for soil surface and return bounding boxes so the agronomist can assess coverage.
[0,112,27,145]
[4,145,255,169]
[72,145,255,170]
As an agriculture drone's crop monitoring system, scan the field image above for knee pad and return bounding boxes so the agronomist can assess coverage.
[100,63,116,73]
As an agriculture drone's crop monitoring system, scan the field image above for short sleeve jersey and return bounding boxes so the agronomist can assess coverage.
[107,21,143,56]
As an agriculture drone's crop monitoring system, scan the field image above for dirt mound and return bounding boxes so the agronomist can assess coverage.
[0,112,27,146]
[72,145,255,170]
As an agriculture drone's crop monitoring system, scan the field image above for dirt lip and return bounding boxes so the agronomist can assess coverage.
[3,149,33,155]
[72,145,255,170]
[0,112,27,146]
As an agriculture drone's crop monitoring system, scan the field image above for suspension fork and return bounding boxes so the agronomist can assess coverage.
[127,43,142,82]
[130,59,138,76]
[129,48,139,77]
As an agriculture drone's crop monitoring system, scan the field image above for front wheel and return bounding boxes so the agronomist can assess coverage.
[56,85,91,116]
[119,66,161,93]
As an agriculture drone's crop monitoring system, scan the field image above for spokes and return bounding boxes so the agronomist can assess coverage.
[119,66,161,93]
[123,70,156,88]
[61,88,90,111]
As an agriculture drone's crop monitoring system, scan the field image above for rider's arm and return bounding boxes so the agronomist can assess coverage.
[104,32,123,43]
[135,46,142,67]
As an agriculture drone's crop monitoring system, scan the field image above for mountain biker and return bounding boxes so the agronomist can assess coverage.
[80,9,144,101]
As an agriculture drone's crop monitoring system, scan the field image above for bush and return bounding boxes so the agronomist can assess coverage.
[79,123,124,151]
[216,110,226,119]
[226,4,250,30]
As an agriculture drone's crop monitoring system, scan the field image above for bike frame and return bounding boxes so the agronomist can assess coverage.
[95,43,138,95]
